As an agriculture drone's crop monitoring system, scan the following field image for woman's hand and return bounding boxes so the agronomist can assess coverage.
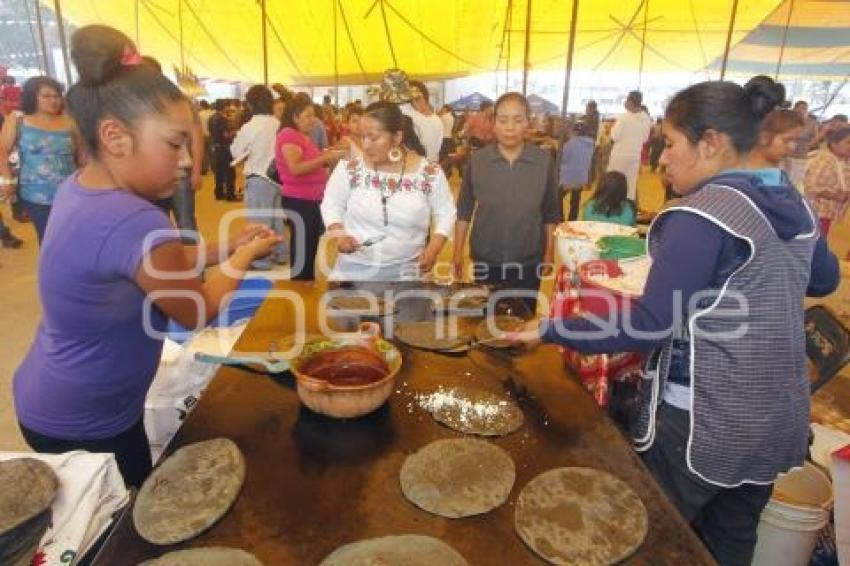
[237,229,283,260]
[336,234,360,254]
[418,245,441,274]
[327,223,360,254]
[323,148,345,166]
[452,254,464,281]
[231,224,274,251]
[503,319,544,350]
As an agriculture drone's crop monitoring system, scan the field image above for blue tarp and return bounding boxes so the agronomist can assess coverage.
[448,92,492,110]
[528,94,560,115]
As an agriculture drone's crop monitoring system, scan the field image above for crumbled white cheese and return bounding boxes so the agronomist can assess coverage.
[413,387,509,426]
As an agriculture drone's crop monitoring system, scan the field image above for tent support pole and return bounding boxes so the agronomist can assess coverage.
[775,0,795,80]
[506,0,512,91]
[134,0,140,48]
[34,0,51,76]
[719,0,739,80]
[522,0,532,95]
[559,0,579,147]
[638,0,648,89]
[261,0,269,86]
[178,0,185,71]
[333,0,339,103]
[53,0,72,83]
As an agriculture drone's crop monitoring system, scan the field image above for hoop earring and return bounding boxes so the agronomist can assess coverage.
[388,146,403,163]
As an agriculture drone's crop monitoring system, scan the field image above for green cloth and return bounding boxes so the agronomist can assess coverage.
[581,199,636,226]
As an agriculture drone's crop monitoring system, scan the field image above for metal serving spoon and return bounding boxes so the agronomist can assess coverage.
[359,234,387,247]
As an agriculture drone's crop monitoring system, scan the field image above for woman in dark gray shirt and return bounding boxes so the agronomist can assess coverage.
[452,92,561,313]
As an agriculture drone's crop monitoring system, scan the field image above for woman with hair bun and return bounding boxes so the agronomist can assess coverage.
[513,75,839,564]
[12,25,281,488]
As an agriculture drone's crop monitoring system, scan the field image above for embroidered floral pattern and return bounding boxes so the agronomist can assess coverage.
[346,158,437,195]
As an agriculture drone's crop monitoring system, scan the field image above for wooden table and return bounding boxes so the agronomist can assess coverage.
[94,281,715,565]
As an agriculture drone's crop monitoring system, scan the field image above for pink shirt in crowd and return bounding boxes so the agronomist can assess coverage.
[275,127,329,201]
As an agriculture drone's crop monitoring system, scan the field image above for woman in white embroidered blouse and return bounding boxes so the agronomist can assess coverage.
[321,102,456,281]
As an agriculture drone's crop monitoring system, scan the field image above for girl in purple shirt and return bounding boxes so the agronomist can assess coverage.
[13,25,281,488]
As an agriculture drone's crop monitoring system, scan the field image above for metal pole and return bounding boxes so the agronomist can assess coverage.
[34,0,51,76]
[559,0,580,154]
[53,0,72,83]
[135,0,140,48]
[719,0,739,80]
[521,0,532,95]
[506,0,512,91]
[638,0,649,89]
[178,0,185,71]
[261,0,269,85]
[775,0,795,80]
[333,0,339,103]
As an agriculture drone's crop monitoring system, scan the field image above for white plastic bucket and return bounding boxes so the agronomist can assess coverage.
[752,462,833,566]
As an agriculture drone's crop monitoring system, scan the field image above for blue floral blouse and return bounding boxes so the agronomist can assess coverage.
[18,123,76,205]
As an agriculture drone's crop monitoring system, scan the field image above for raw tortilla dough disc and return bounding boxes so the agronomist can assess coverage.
[139,547,262,566]
[426,386,524,436]
[514,467,648,565]
[320,534,467,566]
[400,438,515,518]
[133,438,246,545]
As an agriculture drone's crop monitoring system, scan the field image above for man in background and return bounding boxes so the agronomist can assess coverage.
[401,80,444,162]
[209,99,237,201]
[607,90,651,204]
[198,100,213,174]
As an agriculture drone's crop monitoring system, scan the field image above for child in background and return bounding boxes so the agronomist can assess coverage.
[582,171,636,226]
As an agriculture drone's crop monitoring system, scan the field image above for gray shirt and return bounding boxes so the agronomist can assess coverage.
[457,144,561,265]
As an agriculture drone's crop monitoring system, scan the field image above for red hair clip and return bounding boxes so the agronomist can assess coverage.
[121,44,143,67]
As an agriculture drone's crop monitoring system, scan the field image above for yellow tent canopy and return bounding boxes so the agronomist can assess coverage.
[712,0,850,78]
[48,0,837,85]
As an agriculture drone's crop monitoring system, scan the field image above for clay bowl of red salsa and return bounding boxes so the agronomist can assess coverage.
[290,339,402,418]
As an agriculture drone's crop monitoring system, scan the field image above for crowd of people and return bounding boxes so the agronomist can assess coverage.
[1,22,850,566]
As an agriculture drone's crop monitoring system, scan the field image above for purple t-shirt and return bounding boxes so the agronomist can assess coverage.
[14,174,178,440]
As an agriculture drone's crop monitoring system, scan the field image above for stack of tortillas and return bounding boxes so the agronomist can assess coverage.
[140,547,262,565]
[0,458,59,566]
[400,438,515,518]
[321,534,467,566]
[133,438,245,545]
[514,467,648,565]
